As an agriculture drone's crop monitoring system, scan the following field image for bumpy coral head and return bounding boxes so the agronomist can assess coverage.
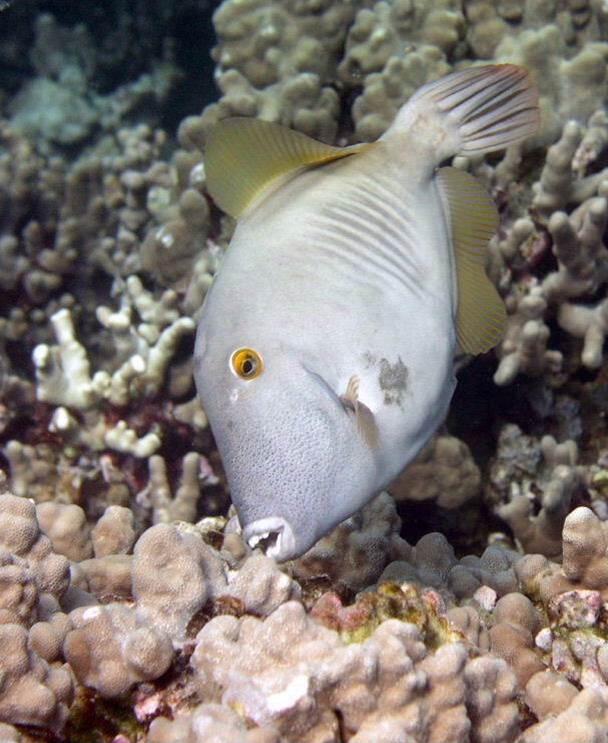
[194,319,379,562]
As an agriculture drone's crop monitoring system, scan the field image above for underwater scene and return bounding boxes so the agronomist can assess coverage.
[1,0,608,741]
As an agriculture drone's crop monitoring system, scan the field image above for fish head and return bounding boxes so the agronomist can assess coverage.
[194,320,379,562]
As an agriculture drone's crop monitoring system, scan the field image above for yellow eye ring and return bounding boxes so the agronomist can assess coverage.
[230,348,264,380]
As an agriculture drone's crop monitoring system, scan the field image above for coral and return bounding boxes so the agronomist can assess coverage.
[525,669,579,722]
[132,523,226,640]
[378,531,520,601]
[496,25,608,147]
[0,493,69,600]
[0,122,71,303]
[489,592,545,687]
[0,623,73,731]
[516,507,608,628]
[293,492,410,593]
[64,522,229,698]
[9,14,180,150]
[64,604,173,698]
[74,554,133,602]
[0,494,74,731]
[389,434,481,509]
[0,551,38,627]
[491,110,608,386]
[342,0,463,140]
[195,0,362,143]
[34,304,195,413]
[148,703,280,743]
[561,507,608,587]
[521,689,608,743]
[221,553,300,616]
[487,425,584,556]
[91,505,136,558]
[143,452,205,524]
[558,296,608,369]
[36,502,93,562]
[191,600,519,742]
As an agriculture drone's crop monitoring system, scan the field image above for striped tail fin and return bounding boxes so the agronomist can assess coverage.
[387,64,540,162]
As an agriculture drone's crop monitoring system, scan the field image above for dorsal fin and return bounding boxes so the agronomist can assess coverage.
[205,118,369,218]
[436,166,506,354]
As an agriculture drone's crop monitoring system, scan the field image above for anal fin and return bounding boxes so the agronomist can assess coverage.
[437,166,506,355]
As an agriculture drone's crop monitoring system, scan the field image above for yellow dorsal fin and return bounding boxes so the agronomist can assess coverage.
[205,118,368,218]
[437,166,506,355]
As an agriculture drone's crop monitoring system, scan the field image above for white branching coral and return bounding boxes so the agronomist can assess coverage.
[33,283,195,411]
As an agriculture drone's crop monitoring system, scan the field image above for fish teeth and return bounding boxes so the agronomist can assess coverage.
[248,531,270,549]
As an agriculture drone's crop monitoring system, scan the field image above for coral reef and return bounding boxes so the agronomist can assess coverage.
[1,0,608,739]
[0,481,606,739]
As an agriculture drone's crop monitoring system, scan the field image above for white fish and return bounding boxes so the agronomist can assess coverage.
[194,65,539,561]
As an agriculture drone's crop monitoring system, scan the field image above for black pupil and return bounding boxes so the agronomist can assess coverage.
[242,357,255,375]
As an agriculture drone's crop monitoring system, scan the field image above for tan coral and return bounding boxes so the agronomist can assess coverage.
[293,492,410,593]
[0,493,69,600]
[64,603,173,698]
[196,0,358,143]
[350,46,451,142]
[75,554,133,601]
[36,502,93,562]
[488,425,583,557]
[148,703,280,743]
[489,593,545,687]
[132,523,226,639]
[339,0,463,141]
[91,505,136,558]
[0,623,72,731]
[0,552,38,627]
[389,434,481,510]
[516,507,608,603]
[143,452,204,525]
[191,600,518,743]
[525,669,579,721]
[520,688,608,742]
[220,553,300,617]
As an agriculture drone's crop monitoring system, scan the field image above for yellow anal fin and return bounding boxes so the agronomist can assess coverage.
[205,118,369,218]
[437,166,506,355]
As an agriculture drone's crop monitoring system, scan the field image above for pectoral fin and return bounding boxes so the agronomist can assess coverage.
[437,166,506,355]
[205,118,371,218]
[340,375,379,449]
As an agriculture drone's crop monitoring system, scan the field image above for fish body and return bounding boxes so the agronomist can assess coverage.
[195,65,540,561]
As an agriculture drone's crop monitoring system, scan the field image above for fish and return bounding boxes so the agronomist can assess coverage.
[194,64,540,562]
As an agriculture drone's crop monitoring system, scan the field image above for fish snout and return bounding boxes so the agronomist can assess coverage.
[243,516,297,562]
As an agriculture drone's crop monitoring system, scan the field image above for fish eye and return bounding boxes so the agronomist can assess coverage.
[230,348,264,380]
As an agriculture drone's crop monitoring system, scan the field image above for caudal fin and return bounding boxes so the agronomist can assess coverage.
[390,64,540,161]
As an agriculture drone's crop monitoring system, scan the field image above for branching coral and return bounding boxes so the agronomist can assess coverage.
[487,425,585,556]
[342,0,464,140]
[194,0,361,142]
[9,14,180,150]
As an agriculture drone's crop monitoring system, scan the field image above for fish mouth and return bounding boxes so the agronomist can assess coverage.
[243,517,296,562]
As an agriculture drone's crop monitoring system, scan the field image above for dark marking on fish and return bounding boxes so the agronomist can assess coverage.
[378,357,408,406]
[362,351,377,369]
